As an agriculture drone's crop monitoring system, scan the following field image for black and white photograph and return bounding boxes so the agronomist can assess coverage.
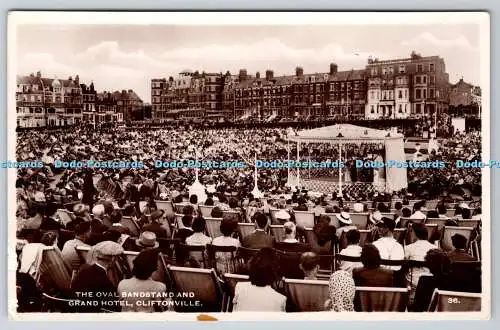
[7,12,490,320]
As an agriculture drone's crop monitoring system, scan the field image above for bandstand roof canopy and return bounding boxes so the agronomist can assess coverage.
[287,124,403,144]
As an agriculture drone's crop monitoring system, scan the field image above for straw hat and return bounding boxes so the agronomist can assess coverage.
[370,210,383,224]
[336,212,352,225]
[276,210,291,220]
[135,231,159,249]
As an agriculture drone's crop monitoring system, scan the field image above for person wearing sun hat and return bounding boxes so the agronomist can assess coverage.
[134,231,159,252]
[335,211,357,239]
[275,209,291,224]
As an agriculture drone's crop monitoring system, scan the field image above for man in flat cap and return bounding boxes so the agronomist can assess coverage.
[71,241,124,312]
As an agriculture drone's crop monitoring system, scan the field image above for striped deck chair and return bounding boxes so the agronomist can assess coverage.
[284,278,329,312]
[355,286,409,312]
[35,246,72,294]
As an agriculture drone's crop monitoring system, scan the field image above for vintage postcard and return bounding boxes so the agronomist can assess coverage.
[7,11,490,320]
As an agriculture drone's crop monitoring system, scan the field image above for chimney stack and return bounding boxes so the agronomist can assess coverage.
[36,71,41,78]
[265,70,274,80]
[295,67,304,77]
[239,69,248,82]
[256,72,260,79]
[329,63,338,75]
[75,75,79,84]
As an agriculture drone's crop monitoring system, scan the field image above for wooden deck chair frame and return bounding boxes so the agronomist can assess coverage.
[427,289,481,312]
[355,286,409,312]
[284,278,330,312]
[322,213,340,228]
[155,200,174,214]
[178,244,209,268]
[237,223,255,241]
[270,225,285,242]
[269,208,280,224]
[36,246,72,294]
[206,244,240,275]
[457,219,481,229]
[41,292,79,313]
[440,226,474,252]
[350,213,369,229]
[199,205,215,218]
[120,216,141,237]
[445,209,458,218]
[293,210,315,228]
[222,273,249,312]
[205,217,223,239]
[167,265,225,312]
[173,203,188,214]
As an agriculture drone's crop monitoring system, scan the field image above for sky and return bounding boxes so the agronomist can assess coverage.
[15,24,481,103]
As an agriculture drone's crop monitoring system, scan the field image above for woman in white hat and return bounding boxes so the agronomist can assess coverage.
[335,212,357,239]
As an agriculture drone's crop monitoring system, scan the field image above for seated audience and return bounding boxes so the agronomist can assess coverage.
[299,252,320,280]
[373,217,404,271]
[185,216,212,246]
[447,234,474,262]
[353,243,394,287]
[61,222,91,272]
[117,249,168,312]
[325,270,356,312]
[174,215,194,243]
[141,210,168,238]
[233,248,286,311]
[242,212,275,249]
[339,229,363,274]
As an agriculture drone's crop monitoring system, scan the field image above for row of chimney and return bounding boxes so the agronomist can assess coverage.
[238,63,339,82]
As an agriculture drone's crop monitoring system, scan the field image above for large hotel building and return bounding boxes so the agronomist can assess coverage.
[151,52,456,122]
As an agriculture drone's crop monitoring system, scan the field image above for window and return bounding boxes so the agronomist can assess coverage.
[415,76,421,84]
[399,65,406,73]
[370,91,375,100]
[417,64,423,72]
[416,89,422,99]
[416,104,422,113]
[399,104,403,113]
[398,90,403,99]
[429,63,435,72]
[423,89,427,98]
[430,89,435,98]
[405,90,408,98]
[423,76,427,84]
[430,76,435,84]
[371,105,375,113]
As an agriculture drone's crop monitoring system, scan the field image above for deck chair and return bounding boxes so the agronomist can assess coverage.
[223,273,249,312]
[122,251,139,272]
[178,244,209,268]
[56,209,74,227]
[36,246,72,294]
[75,246,90,264]
[206,244,241,275]
[427,289,481,312]
[284,278,329,311]
[274,249,304,279]
[398,217,411,229]
[359,229,372,246]
[174,213,185,230]
[294,211,315,228]
[270,225,285,242]
[167,265,224,312]
[173,203,188,214]
[41,293,79,313]
[457,219,481,229]
[238,223,255,241]
[269,208,280,224]
[446,209,458,218]
[120,216,140,237]
[322,213,340,228]
[440,226,474,252]
[426,218,450,230]
[355,286,409,312]
[205,217,223,239]
[236,247,260,264]
[223,210,244,223]
[406,223,437,245]
[426,200,439,210]
[199,205,215,218]
[450,261,482,293]
[155,200,174,215]
[381,213,396,220]
[350,213,369,229]
[157,238,180,259]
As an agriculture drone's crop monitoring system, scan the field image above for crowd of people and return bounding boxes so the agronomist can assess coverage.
[14,122,482,314]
